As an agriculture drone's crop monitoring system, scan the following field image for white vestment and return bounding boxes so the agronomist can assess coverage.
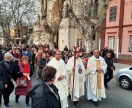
[48,58,68,108]
[66,56,86,101]
[86,56,107,102]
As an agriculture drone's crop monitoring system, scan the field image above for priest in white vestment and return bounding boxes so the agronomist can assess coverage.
[65,50,85,107]
[48,50,68,108]
[86,49,107,107]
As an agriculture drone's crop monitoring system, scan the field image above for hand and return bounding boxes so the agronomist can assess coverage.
[72,66,75,72]
[97,68,102,73]
[23,73,29,76]
[58,75,65,81]
[11,78,14,82]
[111,67,113,70]
[5,84,8,88]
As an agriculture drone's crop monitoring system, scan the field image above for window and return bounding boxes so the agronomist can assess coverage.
[90,2,98,17]
[92,26,96,40]
[129,36,132,52]
[29,29,33,33]
[110,6,117,21]
[108,36,115,49]
[92,34,96,40]
[77,39,82,46]
[130,36,132,48]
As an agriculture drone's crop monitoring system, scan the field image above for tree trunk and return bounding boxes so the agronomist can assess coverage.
[48,33,55,49]
[85,36,93,53]
[19,23,23,45]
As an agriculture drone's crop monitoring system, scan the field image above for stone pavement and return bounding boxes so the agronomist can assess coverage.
[1,63,132,108]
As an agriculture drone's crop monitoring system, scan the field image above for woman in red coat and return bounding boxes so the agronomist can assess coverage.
[15,55,33,108]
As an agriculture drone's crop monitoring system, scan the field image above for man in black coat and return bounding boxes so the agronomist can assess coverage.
[28,66,62,108]
[104,52,115,90]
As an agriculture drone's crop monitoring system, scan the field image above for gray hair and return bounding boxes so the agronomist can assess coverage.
[4,52,14,59]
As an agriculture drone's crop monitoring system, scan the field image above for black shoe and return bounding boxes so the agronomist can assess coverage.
[74,101,78,105]
[68,94,71,99]
[93,101,99,107]
[105,86,109,90]
[74,101,81,108]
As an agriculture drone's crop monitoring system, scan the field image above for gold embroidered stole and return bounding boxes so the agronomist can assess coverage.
[96,60,102,89]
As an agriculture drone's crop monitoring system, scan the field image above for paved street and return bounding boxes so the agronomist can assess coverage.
[1,63,132,108]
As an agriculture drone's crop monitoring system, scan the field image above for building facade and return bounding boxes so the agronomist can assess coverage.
[101,0,132,64]
[34,0,103,51]
[0,25,34,45]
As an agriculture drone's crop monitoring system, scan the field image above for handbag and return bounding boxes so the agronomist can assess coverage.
[16,78,28,87]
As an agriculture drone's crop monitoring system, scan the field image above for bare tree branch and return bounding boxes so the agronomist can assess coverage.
[0,0,37,43]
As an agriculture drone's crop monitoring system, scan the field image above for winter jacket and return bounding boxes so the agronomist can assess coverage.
[104,57,115,73]
[38,58,47,77]
[28,81,62,108]
[0,60,18,82]
[0,65,7,85]
[13,52,22,59]
[0,51,3,62]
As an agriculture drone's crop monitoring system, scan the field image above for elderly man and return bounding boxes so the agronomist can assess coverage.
[66,48,85,108]
[86,49,107,107]
[48,50,68,108]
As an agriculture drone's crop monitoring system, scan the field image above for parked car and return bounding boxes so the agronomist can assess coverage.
[116,67,132,90]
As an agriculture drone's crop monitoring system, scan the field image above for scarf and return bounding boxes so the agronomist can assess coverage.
[4,60,9,69]
[21,62,30,79]
[22,63,29,73]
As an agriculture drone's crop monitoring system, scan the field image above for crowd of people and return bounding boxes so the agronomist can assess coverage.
[0,44,116,108]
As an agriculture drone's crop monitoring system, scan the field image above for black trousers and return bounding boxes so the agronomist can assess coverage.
[104,70,113,87]
[16,95,30,104]
[3,82,14,105]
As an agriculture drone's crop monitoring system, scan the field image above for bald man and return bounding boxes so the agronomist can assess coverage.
[86,49,107,107]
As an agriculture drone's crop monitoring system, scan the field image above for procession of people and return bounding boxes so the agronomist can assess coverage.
[0,44,116,108]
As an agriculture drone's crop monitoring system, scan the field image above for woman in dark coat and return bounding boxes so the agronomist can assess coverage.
[31,48,37,72]
[15,55,33,108]
[28,66,62,108]
[0,52,18,108]
[38,52,47,78]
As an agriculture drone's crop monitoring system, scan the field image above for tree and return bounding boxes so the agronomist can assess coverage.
[67,0,109,52]
[0,0,36,44]
[36,0,65,48]
[39,0,109,51]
